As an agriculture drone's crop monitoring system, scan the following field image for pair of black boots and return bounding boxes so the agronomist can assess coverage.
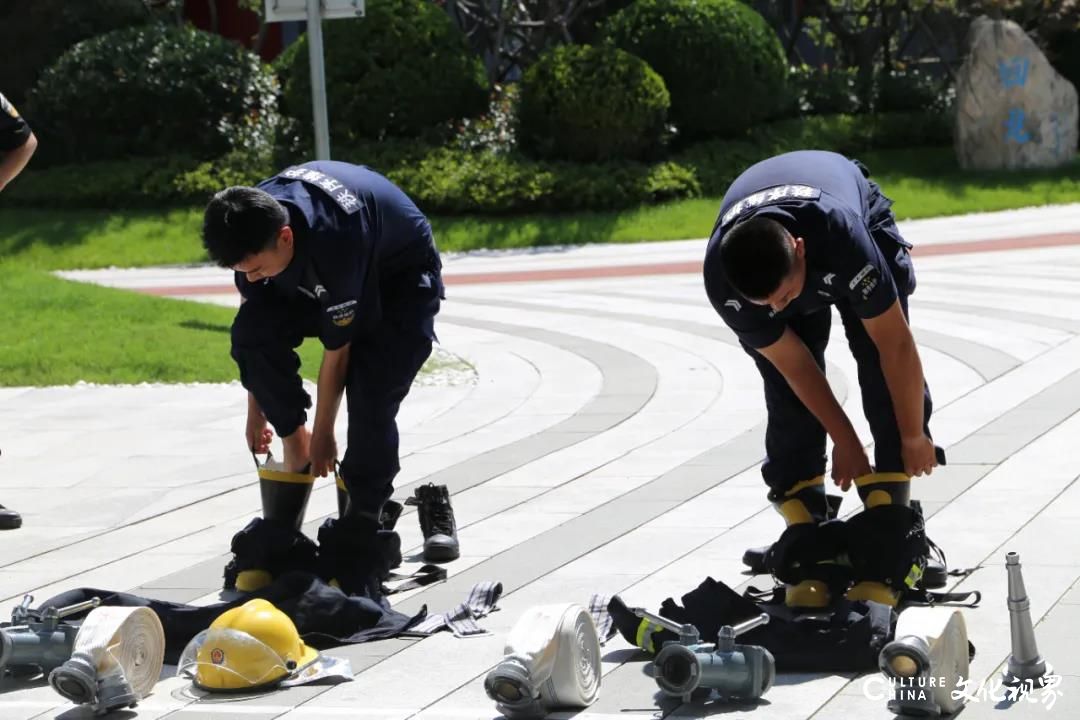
[224,478,460,595]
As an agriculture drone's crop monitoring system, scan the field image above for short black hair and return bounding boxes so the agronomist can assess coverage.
[718,216,795,300]
[202,186,288,268]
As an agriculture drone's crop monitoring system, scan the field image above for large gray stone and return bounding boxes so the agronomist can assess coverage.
[955,17,1078,170]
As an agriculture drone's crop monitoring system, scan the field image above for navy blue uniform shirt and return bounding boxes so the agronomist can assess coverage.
[236,161,439,350]
[0,92,32,152]
[704,150,900,348]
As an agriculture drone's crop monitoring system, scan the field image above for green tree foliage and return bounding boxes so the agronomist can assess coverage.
[277,0,488,143]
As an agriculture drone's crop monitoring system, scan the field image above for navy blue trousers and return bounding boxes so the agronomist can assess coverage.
[746,192,933,499]
[231,269,441,516]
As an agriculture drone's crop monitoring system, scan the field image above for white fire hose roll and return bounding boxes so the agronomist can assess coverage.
[49,606,165,711]
[485,603,601,719]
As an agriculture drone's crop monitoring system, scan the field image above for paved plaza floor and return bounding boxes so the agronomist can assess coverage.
[4,205,1080,718]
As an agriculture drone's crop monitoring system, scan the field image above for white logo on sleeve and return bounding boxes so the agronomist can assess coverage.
[724,299,742,312]
[849,263,881,300]
[823,273,835,285]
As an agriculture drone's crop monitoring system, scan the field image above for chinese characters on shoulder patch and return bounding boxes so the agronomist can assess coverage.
[721,184,822,228]
[280,167,362,214]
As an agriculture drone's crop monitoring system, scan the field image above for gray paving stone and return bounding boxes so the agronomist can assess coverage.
[1060,581,1080,605]
[912,329,1018,380]
[916,300,1080,333]
[948,370,1080,464]
[161,711,280,720]
[911,463,993,505]
[142,559,225,592]
[393,428,765,618]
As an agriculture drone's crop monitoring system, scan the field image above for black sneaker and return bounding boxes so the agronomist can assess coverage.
[0,504,21,530]
[405,483,460,562]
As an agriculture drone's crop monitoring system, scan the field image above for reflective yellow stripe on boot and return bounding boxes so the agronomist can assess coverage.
[854,472,910,508]
[235,569,273,593]
[774,476,833,609]
[847,473,911,607]
[635,619,665,654]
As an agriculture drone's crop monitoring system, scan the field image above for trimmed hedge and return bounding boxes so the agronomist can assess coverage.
[603,0,788,140]
[518,44,670,162]
[28,24,280,164]
[0,0,151,106]
[276,0,488,143]
[3,112,951,213]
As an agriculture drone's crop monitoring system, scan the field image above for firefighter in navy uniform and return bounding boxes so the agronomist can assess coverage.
[202,161,447,595]
[703,150,938,609]
[1,90,39,530]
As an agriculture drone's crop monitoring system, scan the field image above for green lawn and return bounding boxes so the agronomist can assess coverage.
[3,144,1080,386]
[0,264,324,386]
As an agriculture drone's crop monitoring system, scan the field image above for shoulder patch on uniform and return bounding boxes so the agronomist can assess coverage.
[849,262,881,300]
[279,167,361,214]
[328,299,357,327]
[724,299,742,312]
[721,184,822,228]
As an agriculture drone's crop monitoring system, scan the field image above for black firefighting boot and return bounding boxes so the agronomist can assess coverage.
[320,477,404,596]
[844,473,923,608]
[766,476,849,609]
[227,457,315,593]
[405,483,460,563]
[0,504,22,530]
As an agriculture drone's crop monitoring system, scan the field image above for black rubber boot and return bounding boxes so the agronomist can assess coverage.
[405,483,460,562]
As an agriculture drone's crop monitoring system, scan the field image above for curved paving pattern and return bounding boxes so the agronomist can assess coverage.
[4,206,1080,718]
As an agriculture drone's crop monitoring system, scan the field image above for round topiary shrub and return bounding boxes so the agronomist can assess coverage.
[277,0,488,143]
[0,0,151,107]
[518,44,670,162]
[28,24,280,164]
[603,0,788,140]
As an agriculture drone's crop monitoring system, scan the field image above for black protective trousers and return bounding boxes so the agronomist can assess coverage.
[231,267,441,518]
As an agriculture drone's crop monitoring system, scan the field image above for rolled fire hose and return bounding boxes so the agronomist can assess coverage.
[48,606,165,715]
[485,603,601,719]
[880,606,970,716]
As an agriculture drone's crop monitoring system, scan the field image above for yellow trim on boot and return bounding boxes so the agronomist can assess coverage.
[853,472,909,487]
[778,498,814,525]
[783,475,824,497]
[635,619,664,654]
[235,569,273,592]
[335,474,346,491]
[854,472,910,508]
[257,468,316,485]
[846,581,900,607]
[785,580,831,608]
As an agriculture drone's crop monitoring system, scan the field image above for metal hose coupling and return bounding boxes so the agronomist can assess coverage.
[48,606,165,716]
[636,608,775,703]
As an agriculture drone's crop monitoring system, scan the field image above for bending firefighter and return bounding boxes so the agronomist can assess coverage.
[202,161,448,595]
[704,150,938,609]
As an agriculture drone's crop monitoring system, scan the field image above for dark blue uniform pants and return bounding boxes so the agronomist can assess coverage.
[231,270,441,517]
[745,194,933,499]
